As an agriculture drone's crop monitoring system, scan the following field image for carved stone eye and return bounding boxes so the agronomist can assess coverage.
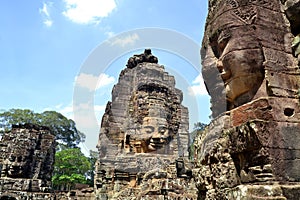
[159,127,167,134]
[143,126,154,134]
[217,29,231,56]
[209,28,231,59]
[9,156,16,162]
[145,130,152,134]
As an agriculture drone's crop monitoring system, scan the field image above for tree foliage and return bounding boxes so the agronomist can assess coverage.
[86,150,99,186]
[52,148,91,190]
[0,109,85,148]
[189,122,207,161]
[193,122,207,131]
[190,122,207,143]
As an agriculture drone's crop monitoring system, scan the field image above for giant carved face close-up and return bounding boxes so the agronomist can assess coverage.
[206,19,265,110]
[214,29,264,109]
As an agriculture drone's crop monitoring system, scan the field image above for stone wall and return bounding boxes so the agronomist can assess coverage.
[0,124,56,200]
[194,0,300,199]
[55,187,95,200]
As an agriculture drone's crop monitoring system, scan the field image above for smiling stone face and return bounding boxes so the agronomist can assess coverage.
[126,83,180,154]
[140,117,171,152]
[6,154,28,178]
[0,123,55,197]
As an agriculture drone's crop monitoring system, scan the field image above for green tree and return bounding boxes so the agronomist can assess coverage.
[86,150,99,186]
[52,148,91,191]
[193,122,207,131]
[190,122,207,143]
[189,122,207,161]
[0,109,37,130]
[0,109,85,148]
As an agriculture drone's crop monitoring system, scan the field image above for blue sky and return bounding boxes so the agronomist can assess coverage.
[0,0,209,151]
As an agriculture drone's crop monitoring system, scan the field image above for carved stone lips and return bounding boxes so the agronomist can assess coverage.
[221,70,231,81]
[148,138,165,150]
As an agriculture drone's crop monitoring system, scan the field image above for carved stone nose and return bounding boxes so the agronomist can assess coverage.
[152,132,161,139]
[216,60,224,73]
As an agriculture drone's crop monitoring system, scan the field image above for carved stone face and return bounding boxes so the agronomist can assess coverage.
[207,22,265,110]
[140,117,171,151]
[217,36,264,108]
[4,153,29,178]
[126,84,179,154]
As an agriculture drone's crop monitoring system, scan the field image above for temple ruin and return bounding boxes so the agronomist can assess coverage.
[1,1,300,199]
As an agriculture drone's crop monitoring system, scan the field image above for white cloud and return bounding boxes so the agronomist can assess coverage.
[43,102,106,126]
[97,73,115,89]
[72,102,106,129]
[105,31,115,38]
[75,73,115,91]
[110,33,140,47]
[42,103,74,119]
[188,74,208,96]
[39,2,54,27]
[62,0,116,24]
[40,3,50,17]
[94,105,106,113]
[192,74,204,84]
[42,102,106,151]
[44,19,53,27]
[59,104,74,119]
[72,102,106,150]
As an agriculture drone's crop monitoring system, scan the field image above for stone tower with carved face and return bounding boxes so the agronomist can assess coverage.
[94,50,197,199]
[97,50,189,158]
